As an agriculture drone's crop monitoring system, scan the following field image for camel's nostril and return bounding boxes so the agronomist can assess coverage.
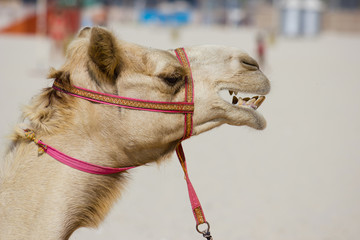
[241,58,259,70]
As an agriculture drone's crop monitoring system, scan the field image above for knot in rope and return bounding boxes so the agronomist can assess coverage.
[24,129,47,154]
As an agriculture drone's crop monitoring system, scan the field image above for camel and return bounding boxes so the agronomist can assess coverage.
[0,27,270,240]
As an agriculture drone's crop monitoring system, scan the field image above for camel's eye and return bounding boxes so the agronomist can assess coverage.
[164,76,182,86]
[159,66,186,87]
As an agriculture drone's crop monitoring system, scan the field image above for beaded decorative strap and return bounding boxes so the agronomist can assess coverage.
[175,49,211,238]
[53,80,194,114]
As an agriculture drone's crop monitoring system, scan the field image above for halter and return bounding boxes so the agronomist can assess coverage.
[24,48,212,239]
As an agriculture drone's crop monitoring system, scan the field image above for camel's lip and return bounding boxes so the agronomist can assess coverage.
[218,89,266,110]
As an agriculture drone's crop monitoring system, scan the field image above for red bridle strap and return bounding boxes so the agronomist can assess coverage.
[175,48,194,139]
[175,48,208,228]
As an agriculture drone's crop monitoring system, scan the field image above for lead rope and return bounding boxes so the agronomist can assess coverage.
[175,48,213,240]
[176,144,213,240]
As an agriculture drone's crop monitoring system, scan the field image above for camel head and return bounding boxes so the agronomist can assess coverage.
[50,27,270,163]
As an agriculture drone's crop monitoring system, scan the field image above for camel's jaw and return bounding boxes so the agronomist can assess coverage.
[217,88,269,130]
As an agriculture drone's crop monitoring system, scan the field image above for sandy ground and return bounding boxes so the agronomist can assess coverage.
[1,25,360,240]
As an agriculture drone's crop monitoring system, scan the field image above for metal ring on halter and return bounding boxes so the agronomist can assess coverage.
[196,221,210,234]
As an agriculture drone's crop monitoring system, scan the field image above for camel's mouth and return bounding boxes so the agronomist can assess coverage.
[219,90,266,110]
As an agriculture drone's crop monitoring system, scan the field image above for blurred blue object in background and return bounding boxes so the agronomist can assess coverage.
[140,8,191,26]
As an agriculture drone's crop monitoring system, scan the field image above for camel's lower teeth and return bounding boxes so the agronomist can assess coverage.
[232,96,238,104]
[219,90,265,110]
[254,96,266,107]
[232,95,266,110]
[238,98,244,105]
[247,98,256,105]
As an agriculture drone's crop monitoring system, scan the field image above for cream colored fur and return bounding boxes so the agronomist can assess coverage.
[0,27,270,239]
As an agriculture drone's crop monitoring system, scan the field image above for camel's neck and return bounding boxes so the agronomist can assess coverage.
[0,132,128,240]
[0,87,183,239]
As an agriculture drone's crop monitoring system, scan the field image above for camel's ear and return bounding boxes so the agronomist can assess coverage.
[88,27,122,82]
[78,26,91,38]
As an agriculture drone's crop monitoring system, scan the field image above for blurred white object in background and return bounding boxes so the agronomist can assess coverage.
[280,0,324,37]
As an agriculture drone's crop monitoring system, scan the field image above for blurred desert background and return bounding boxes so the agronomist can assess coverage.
[1,0,360,239]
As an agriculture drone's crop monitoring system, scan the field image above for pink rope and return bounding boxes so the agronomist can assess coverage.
[39,140,136,175]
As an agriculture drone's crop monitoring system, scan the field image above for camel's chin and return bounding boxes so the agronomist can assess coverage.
[244,109,267,130]
[227,107,267,130]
